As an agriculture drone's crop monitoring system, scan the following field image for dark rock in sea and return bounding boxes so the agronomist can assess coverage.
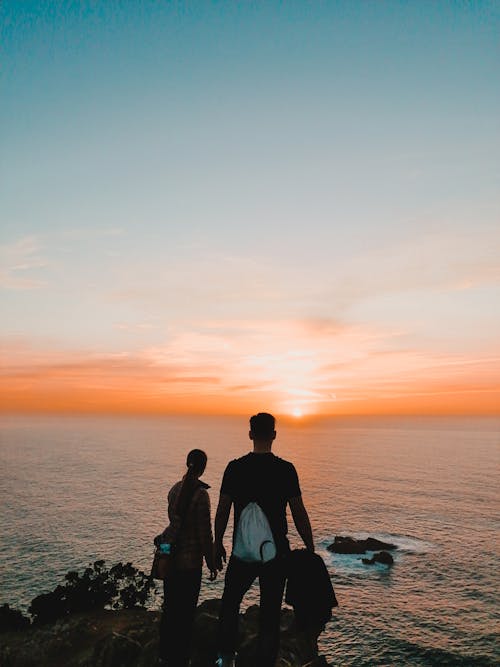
[0,599,329,667]
[361,551,394,566]
[327,536,397,554]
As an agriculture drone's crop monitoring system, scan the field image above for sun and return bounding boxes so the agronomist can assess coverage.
[291,407,303,418]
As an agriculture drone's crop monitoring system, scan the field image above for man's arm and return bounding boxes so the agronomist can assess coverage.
[289,495,314,551]
[196,491,217,580]
[214,492,232,570]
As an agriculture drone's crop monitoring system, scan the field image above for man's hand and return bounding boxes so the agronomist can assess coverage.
[214,492,231,571]
[214,541,227,572]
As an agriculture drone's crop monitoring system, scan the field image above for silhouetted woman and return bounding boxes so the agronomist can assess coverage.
[155,449,216,666]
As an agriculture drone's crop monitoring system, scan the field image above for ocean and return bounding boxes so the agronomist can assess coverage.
[1,415,498,665]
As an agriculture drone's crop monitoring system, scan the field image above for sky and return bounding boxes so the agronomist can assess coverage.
[1,0,499,417]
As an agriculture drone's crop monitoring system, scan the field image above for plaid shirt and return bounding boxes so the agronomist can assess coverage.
[162,479,214,571]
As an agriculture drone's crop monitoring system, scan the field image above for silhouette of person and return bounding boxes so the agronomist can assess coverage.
[214,413,314,667]
[155,449,216,667]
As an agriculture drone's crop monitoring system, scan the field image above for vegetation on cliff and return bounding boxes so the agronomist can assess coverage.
[0,562,328,666]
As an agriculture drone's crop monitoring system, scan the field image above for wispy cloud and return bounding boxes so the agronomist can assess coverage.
[0,237,48,290]
[321,226,500,309]
[114,322,156,331]
[103,226,500,328]
[60,227,124,241]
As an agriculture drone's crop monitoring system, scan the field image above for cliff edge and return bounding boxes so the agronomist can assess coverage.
[0,598,329,667]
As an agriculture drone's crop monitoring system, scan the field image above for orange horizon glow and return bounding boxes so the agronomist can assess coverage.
[2,358,499,418]
[2,320,499,419]
[2,390,499,417]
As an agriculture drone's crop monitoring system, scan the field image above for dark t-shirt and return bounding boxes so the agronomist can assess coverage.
[220,452,301,553]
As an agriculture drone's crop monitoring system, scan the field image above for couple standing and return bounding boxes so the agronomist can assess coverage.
[156,412,315,667]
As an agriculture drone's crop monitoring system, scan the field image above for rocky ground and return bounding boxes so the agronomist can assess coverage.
[0,599,329,667]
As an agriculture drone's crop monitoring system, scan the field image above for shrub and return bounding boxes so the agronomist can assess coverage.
[29,560,155,625]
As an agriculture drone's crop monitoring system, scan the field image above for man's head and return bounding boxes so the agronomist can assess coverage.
[249,412,276,450]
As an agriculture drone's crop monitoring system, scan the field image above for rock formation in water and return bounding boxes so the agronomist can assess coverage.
[327,536,397,554]
[0,599,329,667]
[361,551,394,566]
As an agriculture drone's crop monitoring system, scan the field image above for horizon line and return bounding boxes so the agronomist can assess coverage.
[2,409,499,419]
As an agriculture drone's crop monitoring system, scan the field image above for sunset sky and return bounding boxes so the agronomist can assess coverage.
[1,1,499,417]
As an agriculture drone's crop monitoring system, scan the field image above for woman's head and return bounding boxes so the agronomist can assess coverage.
[186,449,207,476]
[174,449,208,520]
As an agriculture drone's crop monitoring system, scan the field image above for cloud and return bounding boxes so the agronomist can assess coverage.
[106,253,302,319]
[60,227,124,240]
[101,226,500,332]
[0,341,225,414]
[113,322,156,331]
[0,236,47,289]
[325,226,500,307]
[107,318,500,413]
[1,316,499,416]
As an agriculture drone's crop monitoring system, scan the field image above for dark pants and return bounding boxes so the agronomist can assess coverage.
[160,567,202,666]
[217,555,287,667]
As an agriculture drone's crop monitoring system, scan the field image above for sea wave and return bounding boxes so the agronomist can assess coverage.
[376,636,498,666]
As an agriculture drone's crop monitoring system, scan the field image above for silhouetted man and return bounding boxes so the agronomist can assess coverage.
[214,412,314,667]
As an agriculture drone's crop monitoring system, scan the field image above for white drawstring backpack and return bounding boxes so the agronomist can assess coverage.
[233,501,277,563]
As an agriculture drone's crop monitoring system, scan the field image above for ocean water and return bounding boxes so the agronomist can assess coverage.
[0,415,499,665]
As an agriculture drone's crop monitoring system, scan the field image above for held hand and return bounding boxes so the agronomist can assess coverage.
[214,542,226,572]
[153,534,163,547]
[205,554,218,580]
